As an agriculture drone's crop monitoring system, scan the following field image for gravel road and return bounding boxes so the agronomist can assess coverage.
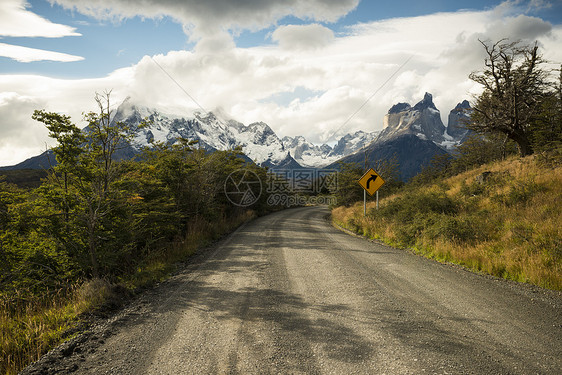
[22,206,562,374]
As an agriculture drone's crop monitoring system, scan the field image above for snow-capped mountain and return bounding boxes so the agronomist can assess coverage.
[2,95,471,182]
[329,130,380,157]
[112,97,378,169]
[332,94,473,181]
[446,100,472,142]
[375,92,471,151]
[281,130,380,168]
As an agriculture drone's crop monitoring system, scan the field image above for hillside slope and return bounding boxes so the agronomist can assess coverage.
[333,156,562,290]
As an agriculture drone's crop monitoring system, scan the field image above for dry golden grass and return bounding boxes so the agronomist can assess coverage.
[333,156,562,290]
[1,289,81,375]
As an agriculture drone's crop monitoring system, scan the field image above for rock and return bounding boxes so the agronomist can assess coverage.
[475,171,492,184]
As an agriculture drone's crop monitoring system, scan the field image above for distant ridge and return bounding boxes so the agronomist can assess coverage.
[2,95,472,181]
[331,93,471,181]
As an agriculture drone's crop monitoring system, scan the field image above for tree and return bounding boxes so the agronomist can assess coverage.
[334,162,364,207]
[33,91,133,277]
[469,39,551,156]
[32,110,84,223]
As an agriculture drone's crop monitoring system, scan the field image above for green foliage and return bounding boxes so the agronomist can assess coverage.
[333,162,364,207]
[425,213,491,245]
[334,154,561,291]
[530,66,562,161]
[451,134,517,173]
[368,189,459,246]
[378,189,458,220]
[0,170,48,190]
[411,134,519,187]
[1,93,281,297]
[492,180,546,207]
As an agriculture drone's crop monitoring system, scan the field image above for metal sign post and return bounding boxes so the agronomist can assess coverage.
[358,168,385,215]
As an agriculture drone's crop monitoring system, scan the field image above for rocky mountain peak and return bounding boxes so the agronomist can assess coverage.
[248,121,273,134]
[388,102,412,114]
[447,100,472,140]
[413,92,438,112]
[379,92,445,147]
[452,100,471,111]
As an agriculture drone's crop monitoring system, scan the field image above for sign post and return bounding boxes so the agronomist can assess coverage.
[358,168,385,215]
[363,189,366,216]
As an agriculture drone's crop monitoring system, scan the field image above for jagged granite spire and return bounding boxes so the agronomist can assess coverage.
[388,102,411,114]
[413,92,438,111]
[447,100,472,140]
[380,92,445,145]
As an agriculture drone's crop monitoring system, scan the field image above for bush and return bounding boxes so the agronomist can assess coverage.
[426,214,491,245]
[492,180,546,206]
[377,189,457,223]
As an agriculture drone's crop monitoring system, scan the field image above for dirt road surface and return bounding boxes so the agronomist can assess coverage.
[22,206,562,374]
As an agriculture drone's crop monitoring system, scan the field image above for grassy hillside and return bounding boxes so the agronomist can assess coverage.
[332,155,562,290]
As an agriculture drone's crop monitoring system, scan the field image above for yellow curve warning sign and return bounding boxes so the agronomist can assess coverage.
[358,168,385,196]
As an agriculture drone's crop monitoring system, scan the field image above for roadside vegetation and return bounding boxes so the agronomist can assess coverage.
[333,39,562,292]
[0,92,277,375]
[333,155,561,290]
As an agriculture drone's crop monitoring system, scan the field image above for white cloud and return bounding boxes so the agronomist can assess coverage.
[0,71,132,166]
[1,0,561,166]
[484,14,552,41]
[271,24,335,50]
[0,0,81,37]
[51,0,358,40]
[0,92,49,166]
[0,1,82,63]
[0,43,84,62]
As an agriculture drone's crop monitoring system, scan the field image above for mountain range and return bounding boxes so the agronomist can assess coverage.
[333,93,472,180]
[2,93,472,181]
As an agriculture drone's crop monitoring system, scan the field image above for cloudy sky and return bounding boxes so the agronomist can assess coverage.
[1,0,561,166]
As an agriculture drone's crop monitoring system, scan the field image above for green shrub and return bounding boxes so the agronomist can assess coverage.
[493,181,546,206]
[377,189,457,223]
[426,214,489,244]
[459,181,485,197]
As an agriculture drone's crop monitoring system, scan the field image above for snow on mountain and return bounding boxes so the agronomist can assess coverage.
[329,94,475,181]
[329,130,379,157]
[376,92,471,151]
[378,92,446,146]
[3,95,472,177]
[281,130,380,168]
[230,121,288,167]
[447,100,472,142]
[114,100,291,167]
[111,98,377,169]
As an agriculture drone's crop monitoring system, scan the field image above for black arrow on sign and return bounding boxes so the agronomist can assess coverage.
[366,174,378,189]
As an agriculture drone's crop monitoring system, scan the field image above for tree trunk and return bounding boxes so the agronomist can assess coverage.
[509,131,534,157]
[87,213,100,278]
[88,239,99,278]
